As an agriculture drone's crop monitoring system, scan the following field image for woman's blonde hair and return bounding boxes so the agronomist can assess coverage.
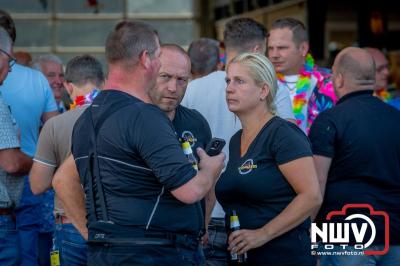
[229,52,277,114]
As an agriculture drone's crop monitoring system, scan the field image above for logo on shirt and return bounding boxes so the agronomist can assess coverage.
[181,131,197,147]
[238,159,257,175]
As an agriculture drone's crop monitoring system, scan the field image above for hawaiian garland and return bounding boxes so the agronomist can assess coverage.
[69,89,100,109]
[276,54,337,130]
[375,88,392,102]
[276,53,314,126]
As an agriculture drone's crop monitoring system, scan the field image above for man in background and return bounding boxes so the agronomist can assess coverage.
[268,17,336,133]
[33,54,68,113]
[30,54,105,265]
[188,38,222,80]
[310,47,400,265]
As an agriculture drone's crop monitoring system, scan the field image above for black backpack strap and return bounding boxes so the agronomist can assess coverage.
[86,100,135,222]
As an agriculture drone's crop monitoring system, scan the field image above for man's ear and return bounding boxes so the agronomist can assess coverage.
[251,38,267,55]
[336,72,344,89]
[252,44,265,54]
[299,41,310,57]
[139,50,151,69]
[64,81,74,97]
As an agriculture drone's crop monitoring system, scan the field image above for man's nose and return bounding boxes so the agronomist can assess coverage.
[56,75,64,84]
[268,48,278,58]
[167,78,178,92]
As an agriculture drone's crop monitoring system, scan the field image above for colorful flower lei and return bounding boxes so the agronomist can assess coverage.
[277,54,314,126]
[375,88,392,102]
[69,89,100,109]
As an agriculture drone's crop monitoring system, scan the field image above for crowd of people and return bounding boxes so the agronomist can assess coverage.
[0,8,399,266]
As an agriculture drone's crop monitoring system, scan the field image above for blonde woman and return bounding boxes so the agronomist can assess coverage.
[215,53,322,265]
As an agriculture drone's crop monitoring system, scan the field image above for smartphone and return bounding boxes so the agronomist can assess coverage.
[205,138,226,156]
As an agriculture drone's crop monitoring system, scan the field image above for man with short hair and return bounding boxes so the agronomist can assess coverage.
[309,47,400,265]
[182,17,294,266]
[188,38,221,80]
[52,21,224,265]
[268,17,336,133]
[148,45,212,263]
[149,44,211,150]
[33,54,67,113]
[0,9,58,266]
[0,26,33,266]
[29,54,104,265]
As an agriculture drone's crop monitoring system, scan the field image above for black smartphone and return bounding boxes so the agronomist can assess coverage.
[205,138,226,156]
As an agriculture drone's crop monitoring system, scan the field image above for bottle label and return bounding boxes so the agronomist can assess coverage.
[230,216,240,228]
[181,141,198,171]
[231,252,238,260]
[183,147,192,155]
[50,250,60,266]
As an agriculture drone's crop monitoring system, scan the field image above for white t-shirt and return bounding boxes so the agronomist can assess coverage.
[182,70,294,218]
[278,74,317,133]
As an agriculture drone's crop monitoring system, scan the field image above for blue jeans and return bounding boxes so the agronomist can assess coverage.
[203,218,228,266]
[319,245,400,266]
[0,215,19,266]
[38,232,53,266]
[16,176,42,266]
[54,223,87,265]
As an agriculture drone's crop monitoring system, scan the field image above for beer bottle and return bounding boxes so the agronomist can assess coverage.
[182,141,198,170]
[230,210,248,264]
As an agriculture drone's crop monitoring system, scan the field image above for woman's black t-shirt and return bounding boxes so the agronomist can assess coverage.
[216,116,313,230]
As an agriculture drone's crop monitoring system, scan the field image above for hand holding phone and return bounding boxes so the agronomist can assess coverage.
[205,138,226,156]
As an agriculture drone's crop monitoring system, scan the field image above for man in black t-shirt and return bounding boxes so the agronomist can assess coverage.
[148,44,213,251]
[148,44,212,157]
[309,47,400,265]
[52,21,225,266]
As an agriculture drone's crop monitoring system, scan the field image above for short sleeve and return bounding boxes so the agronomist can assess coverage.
[34,118,57,167]
[275,86,295,120]
[133,105,197,191]
[271,122,313,165]
[308,111,336,158]
[0,95,19,150]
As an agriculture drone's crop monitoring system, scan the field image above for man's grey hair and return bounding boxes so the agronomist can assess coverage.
[188,38,219,76]
[32,54,63,72]
[0,27,12,53]
[65,54,105,87]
